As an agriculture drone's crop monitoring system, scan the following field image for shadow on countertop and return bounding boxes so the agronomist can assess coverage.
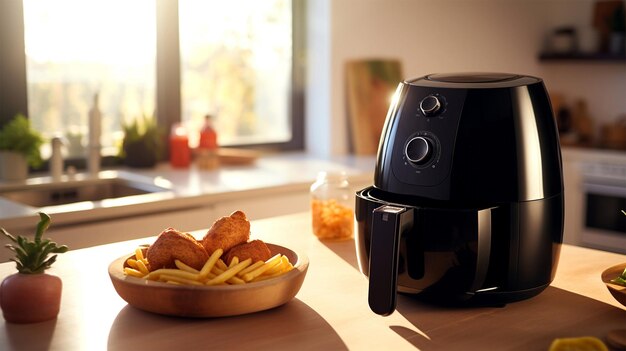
[107,299,347,351]
[3,318,57,351]
[392,286,626,350]
[318,235,625,350]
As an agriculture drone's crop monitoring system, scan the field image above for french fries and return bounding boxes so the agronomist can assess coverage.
[123,246,294,286]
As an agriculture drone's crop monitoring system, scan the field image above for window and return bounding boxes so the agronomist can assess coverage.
[18,0,303,160]
[23,0,156,157]
[179,0,294,146]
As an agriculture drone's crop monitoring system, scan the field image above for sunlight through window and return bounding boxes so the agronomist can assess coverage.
[22,0,298,159]
[23,0,156,156]
[179,0,292,146]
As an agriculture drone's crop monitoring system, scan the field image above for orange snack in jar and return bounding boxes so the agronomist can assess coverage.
[310,171,354,240]
[311,199,354,239]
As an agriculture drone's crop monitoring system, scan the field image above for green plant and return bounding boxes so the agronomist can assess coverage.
[612,267,626,286]
[120,115,164,160]
[0,114,44,167]
[1,212,68,274]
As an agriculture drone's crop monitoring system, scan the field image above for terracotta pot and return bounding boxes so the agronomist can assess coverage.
[0,273,62,323]
[0,151,28,181]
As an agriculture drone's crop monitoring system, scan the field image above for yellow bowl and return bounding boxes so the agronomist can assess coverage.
[108,243,309,317]
[601,263,626,308]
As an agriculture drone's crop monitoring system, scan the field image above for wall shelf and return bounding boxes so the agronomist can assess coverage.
[539,52,626,62]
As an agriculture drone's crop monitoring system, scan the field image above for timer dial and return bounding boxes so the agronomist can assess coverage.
[419,95,442,116]
[405,136,433,165]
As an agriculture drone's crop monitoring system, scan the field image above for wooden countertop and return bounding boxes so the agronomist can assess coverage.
[0,212,624,350]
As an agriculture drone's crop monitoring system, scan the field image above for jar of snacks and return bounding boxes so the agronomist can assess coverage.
[310,171,354,240]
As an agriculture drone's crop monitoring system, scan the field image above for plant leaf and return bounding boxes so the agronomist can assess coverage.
[35,212,51,243]
[53,245,69,253]
[1,228,17,243]
[40,255,58,271]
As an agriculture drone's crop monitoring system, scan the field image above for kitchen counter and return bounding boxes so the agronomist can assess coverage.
[0,212,624,350]
[0,153,376,261]
[0,153,376,228]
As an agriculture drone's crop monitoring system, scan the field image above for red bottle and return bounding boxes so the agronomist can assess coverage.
[170,123,190,168]
[199,115,218,150]
[197,115,219,169]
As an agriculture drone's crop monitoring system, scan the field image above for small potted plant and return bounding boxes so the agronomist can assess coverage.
[120,115,164,168]
[0,212,68,323]
[0,114,44,181]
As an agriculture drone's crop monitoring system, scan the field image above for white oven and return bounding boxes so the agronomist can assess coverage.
[580,162,626,254]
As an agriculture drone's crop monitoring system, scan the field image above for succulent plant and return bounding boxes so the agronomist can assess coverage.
[1,212,68,274]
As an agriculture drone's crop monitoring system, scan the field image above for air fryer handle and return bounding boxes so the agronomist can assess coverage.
[368,205,414,316]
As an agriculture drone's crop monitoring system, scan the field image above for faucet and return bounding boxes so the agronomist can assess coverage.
[50,137,64,181]
[87,93,101,176]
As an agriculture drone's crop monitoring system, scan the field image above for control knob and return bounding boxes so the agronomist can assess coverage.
[405,136,433,165]
[419,95,441,116]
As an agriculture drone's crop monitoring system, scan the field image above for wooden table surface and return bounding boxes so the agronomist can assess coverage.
[0,212,624,350]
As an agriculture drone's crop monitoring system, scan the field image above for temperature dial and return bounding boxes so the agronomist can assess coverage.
[419,95,441,116]
[405,136,433,165]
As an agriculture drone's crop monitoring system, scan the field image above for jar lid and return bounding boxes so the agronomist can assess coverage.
[316,170,348,182]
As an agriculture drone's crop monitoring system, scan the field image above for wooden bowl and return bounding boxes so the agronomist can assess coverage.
[108,243,309,317]
[601,263,626,307]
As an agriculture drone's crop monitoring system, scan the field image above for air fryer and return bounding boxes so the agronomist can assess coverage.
[355,73,564,316]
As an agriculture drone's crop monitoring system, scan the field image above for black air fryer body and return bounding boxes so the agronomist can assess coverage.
[355,73,564,316]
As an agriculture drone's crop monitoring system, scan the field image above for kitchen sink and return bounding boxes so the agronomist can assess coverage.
[0,171,172,208]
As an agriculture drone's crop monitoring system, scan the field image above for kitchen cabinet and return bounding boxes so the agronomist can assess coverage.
[0,197,296,262]
[0,193,309,262]
[213,191,310,226]
[0,177,371,262]
[0,206,214,263]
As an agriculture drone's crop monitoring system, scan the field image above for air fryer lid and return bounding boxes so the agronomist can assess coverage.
[406,72,541,88]
[427,72,520,83]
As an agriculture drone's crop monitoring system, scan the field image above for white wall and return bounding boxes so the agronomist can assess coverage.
[306,0,626,156]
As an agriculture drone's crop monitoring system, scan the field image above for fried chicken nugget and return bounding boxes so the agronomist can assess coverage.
[202,210,250,255]
[224,239,272,265]
[146,228,209,271]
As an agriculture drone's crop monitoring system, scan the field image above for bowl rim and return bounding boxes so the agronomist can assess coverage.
[108,243,309,291]
[601,262,626,291]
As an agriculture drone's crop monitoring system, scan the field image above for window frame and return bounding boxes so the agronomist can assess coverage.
[0,0,305,164]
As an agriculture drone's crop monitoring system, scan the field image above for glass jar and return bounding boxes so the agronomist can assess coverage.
[170,123,190,168]
[310,171,354,240]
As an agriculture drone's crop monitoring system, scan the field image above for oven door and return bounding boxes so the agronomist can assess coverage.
[581,180,626,254]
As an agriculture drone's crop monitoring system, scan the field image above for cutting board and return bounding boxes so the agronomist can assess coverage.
[217,147,260,165]
[193,147,260,167]
[346,59,403,155]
